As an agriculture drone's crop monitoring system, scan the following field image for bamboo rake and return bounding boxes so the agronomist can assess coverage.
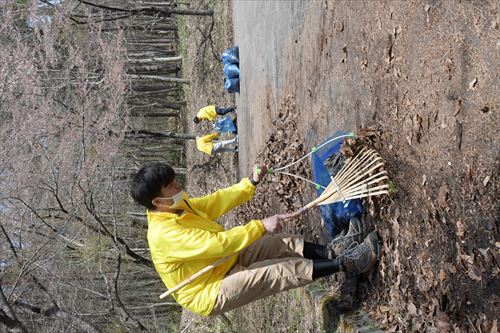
[159,147,389,299]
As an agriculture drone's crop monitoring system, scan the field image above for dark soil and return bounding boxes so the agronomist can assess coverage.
[232,1,499,331]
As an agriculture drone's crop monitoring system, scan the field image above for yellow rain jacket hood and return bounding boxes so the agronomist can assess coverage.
[196,105,217,121]
[147,178,265,316]
[196,132,219,156]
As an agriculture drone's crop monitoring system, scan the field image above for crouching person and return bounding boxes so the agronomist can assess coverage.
[130,163,380,316]
[196,132,238,156]
[193,104,236,124]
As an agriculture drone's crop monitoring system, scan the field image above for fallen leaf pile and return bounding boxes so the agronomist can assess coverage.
[260,98,310,213]
[233,95,309,226]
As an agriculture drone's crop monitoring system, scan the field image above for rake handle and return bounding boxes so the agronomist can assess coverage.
[159,256,230,299]
[281,207,308,220]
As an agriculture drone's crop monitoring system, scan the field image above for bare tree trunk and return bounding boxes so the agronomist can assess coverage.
[166,8,213,16]
[128,74,189,84]
[77,0,213,17]
[127,56,181,64]
[128,100,183,110]
[132,65,181,75]
[131,84,180,94]
[126,130,196,140]
[131,111,180,118]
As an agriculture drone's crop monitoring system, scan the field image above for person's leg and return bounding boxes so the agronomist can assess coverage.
[219,137,237,146]
[210,257,314,315]
[249,218,371,263]
[287,231,381,281]
[300,242,342,279]
[212,138,237,154]
[240,219,370,262]
[211,233,380,315]
[312,259,341,279]
[216,106,236,116]
[213,147,237,154]
[237,235,305,268]
[303,241,331,260]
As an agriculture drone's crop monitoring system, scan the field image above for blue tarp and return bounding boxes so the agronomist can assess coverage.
[213,116,236,133]
[311,131,364,237]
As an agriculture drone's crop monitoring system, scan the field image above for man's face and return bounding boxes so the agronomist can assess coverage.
[151,179,183,211]
[159,179,182,198]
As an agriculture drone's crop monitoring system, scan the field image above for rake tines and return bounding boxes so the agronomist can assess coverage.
[295,147,389,214]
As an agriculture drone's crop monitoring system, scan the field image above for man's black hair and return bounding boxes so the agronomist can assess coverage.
[130,163,175,210]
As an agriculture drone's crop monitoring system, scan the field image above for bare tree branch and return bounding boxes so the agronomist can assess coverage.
[80,185,153,267]
[110,251,148,332]
[0,282,28,333]
[15,300,102,333]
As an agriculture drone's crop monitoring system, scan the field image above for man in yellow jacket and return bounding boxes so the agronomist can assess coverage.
[196,132,237,156]
[193,104,236,124]
[130,163,380,316]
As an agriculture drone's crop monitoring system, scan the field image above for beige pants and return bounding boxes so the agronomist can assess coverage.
[210,235,314,315]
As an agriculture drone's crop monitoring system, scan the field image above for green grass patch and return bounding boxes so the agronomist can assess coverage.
[388,180,398,194]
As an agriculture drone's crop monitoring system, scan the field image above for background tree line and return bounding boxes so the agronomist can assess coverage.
[0,0,206,332]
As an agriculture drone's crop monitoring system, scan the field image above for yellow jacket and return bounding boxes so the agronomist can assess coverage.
[196,132,219,156]
[147,178,265,316]
[196,105,217,121]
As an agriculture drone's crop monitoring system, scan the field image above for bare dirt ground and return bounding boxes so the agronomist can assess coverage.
[178,1,498,332]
